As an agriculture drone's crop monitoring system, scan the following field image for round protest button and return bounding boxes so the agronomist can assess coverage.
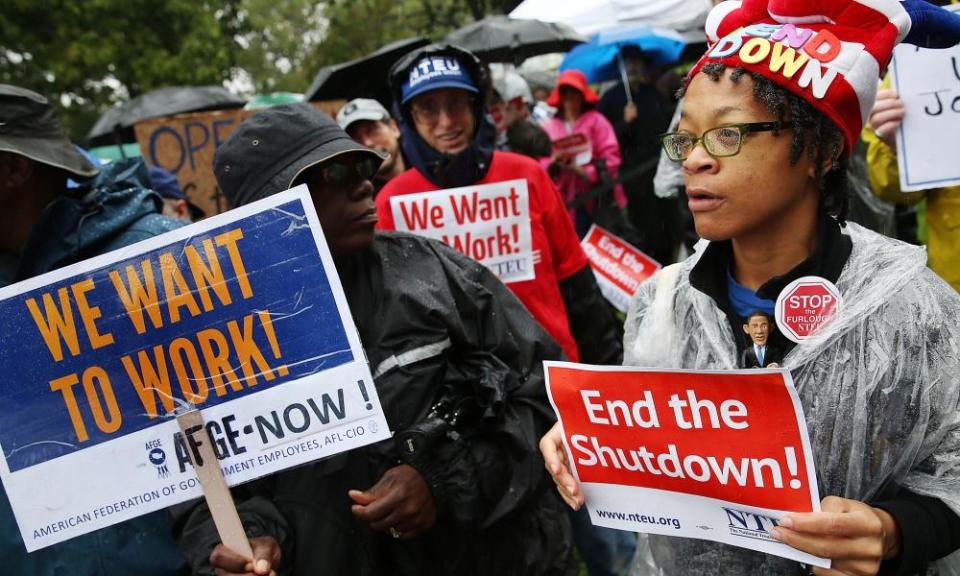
[775,276,843,343]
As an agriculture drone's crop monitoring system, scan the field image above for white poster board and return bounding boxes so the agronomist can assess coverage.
[389,179,535,283]
[890,4,960,192]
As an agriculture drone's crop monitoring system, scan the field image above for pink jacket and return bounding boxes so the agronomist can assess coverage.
[542,109,627,214]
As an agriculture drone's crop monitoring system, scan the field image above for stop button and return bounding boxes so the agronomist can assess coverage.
[775,276,843,343]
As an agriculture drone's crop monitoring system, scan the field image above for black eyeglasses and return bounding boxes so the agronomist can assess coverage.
[659,122,785,161]
[318,156,379,186]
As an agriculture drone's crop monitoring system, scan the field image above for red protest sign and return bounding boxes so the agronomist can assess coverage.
[552,133,592,166]
[775,276,843,343]
[581,225,660,313]
[545,363,827,567]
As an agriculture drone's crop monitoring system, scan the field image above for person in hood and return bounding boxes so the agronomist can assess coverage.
[376,44,621,369]
[172,103,573,576]
[0,84,187,575]
[541,1,960,574]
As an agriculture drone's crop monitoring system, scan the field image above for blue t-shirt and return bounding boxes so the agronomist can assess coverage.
[727,267,775,318]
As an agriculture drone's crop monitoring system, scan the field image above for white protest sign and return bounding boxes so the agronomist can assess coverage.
[389,179,535,283]
[890,5,960,192]
[546,363,828,568]
[0,187,391,550]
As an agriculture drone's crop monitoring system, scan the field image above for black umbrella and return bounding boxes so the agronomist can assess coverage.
[444,15,586,64]
[305,37,430,105]
[86,85,245,146]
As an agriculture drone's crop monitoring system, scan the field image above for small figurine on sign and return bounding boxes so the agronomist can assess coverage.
[741,311,781,369]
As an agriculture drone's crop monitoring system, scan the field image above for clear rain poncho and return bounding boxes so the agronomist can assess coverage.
[623,223,960,575]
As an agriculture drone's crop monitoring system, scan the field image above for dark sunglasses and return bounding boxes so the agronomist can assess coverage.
[318,156,379,186]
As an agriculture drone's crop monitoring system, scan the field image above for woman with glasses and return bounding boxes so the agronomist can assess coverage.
[543,69,627,236]
[541,0,960,574]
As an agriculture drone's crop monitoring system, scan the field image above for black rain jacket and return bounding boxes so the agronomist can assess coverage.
[173,232,573,576]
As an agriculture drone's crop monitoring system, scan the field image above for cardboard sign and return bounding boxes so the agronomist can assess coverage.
[134,101,345,217]
[775,276,842,343]
[389,179,535,283]
[0,187,390,550]
[581,224,660,313]
[552,132,593,166]
[890,5,960,192]
[546,363,828,568]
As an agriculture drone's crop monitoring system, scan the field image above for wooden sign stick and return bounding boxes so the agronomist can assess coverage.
[176,409,254,558]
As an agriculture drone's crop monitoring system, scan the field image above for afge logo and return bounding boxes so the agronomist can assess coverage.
[723,507,779,543]
[145,439,169,479]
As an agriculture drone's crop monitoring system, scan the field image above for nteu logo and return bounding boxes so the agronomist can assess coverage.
[723,507,779,542]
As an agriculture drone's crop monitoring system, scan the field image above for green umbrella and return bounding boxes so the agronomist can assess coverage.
[88,143,142,162]
[243,92,304,109]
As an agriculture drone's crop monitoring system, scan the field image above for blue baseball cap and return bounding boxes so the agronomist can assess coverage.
[400,55,479,105]
[148,165,206,219]
[148,165,186,200]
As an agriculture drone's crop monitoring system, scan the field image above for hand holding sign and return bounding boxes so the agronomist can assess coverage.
[868,89,906,152]
[544,364,829,567]
[540,423,584,510]
[0,189,391,551]
[210,536,281,576]
[773,497,900,576]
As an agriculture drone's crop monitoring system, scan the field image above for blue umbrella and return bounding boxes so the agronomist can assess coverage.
[560,24,687,86]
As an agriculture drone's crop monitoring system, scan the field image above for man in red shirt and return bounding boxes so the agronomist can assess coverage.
[377,45,620,368]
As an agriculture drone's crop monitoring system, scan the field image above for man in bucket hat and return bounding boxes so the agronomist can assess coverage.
[0,84,187,575]
[173,103,573,576]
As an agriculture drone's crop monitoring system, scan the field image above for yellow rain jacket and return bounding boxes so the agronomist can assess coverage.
[863,125,960,292]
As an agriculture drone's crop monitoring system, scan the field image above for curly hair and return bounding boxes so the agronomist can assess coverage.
[681,62,849,221]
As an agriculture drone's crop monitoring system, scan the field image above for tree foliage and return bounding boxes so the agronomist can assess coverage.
[0,0,522,141]
[1,0,241,140]
[307,0,521,73]
[233,0,325,93]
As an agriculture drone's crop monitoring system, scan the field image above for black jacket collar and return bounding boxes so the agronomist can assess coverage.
[688,214,853,357]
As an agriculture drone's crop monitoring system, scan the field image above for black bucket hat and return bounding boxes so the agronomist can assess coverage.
[214,103,386,208]
[0,84,98,179]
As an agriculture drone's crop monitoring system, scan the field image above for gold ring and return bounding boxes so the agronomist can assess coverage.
[388,527,402,539]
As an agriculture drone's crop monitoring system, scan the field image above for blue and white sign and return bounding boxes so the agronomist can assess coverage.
[0,187,390,551]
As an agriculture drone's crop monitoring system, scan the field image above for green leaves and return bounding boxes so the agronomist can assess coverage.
[0,0,522,141]
[1,0,239,140]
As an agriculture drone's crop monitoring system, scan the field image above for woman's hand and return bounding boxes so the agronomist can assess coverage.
[539,422,583,509]
[772,496,900,575]
[868,89,906,153]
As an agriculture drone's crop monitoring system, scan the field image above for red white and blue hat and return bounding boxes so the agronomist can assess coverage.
[691,0,960,154]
